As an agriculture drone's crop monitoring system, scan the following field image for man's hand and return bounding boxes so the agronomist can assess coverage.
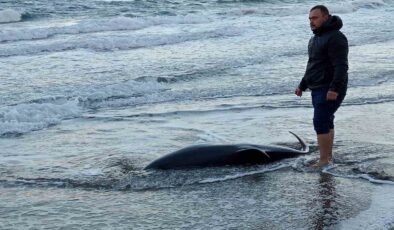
[326,90,338,101]
[295,88,303,97]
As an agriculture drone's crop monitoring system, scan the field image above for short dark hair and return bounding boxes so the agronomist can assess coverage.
[310,5,330,15]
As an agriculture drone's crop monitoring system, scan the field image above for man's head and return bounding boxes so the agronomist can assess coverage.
[309,5,330,31]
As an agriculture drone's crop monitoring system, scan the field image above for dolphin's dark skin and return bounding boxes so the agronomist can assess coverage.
[144,132,309,170]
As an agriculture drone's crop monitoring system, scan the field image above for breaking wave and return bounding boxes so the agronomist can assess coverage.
[1,80,393,137]
[0,80,167,136]
[0,26,244,57]
[0,9,22,23]
[0,99,82,137]
[0,14,211,42]
[221,0,393,16]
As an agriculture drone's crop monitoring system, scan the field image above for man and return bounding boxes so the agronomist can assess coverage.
[295,5,348,168]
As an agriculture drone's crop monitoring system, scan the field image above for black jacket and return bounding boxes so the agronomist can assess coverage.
[299,15,348,93]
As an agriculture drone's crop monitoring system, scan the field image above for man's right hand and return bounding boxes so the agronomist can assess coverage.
[295,88,303,97]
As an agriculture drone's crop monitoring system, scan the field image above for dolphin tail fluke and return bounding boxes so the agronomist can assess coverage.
[289,131,309,153]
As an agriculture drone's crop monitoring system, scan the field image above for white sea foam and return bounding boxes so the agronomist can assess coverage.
[232,6,309,17]
[81,79,167,101]
[77,79,169,108]
[0,9,22,23]
[323,0,389,14]
[0,80,167,135]
[199,164,289,183]
[225,0,390,17]
[0,27,244,57]
[326,0,387,14]
[322,167,394,185]
[0,15,211,42]
[352,0,388,8]
[0,99,81,136]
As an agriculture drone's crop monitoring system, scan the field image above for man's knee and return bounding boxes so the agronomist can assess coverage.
[313,119,331,134]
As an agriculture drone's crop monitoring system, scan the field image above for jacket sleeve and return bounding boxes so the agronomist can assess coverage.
[328,32,349,92]
[298,74,308,91]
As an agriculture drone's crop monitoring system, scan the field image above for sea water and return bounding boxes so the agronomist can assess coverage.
[1,0,394,229]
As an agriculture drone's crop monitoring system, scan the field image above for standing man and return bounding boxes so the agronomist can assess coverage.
[295,5,348,168]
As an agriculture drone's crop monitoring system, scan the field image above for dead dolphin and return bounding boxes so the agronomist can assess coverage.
[144,131,309,170]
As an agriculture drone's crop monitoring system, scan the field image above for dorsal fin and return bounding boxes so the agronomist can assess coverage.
[289,131,309,153]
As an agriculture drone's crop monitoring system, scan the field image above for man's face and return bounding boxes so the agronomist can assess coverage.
[309,9,329,31]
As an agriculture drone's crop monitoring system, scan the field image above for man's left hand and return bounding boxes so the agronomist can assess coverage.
[326,91,338,101]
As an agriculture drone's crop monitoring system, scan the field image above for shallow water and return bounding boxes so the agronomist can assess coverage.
[1,0,394,229]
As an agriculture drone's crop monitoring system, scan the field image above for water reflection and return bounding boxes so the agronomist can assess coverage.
[313,173,339,230]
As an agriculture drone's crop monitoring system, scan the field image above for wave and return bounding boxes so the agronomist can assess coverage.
[327,0,390,14]
[220,0,393,5]
[289,155,394,185]
[0,14,211,43]
[135,62,238,84]
[0,69,392,137]
[322,166,394,185]
[0,26,244,57]
[20,12,44,21]
[350,70,394,87]
[221,0,393,17]
[107,92,394,119]
[2,85,393,137]
[216,0,299,3]
[0,99,82,137]
[351,0,392,8]
[86,106,264,121]
[344,95,394,107]
[0,9,22,23]
[0,80,167,136]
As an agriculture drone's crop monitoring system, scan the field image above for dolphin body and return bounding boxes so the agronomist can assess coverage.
[144,132,309,170]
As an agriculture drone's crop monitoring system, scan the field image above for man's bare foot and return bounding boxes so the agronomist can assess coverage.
[328,153,333,162]
[310,161,330,168]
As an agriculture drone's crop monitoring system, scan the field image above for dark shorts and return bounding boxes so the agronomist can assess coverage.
[312,87,346,134]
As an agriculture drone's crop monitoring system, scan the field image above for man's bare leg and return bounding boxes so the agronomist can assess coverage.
[328,129,334,162]
[311,132,332,168]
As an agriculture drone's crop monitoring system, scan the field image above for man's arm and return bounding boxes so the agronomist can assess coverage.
[298,77,308,92]
[295,64,309,97]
